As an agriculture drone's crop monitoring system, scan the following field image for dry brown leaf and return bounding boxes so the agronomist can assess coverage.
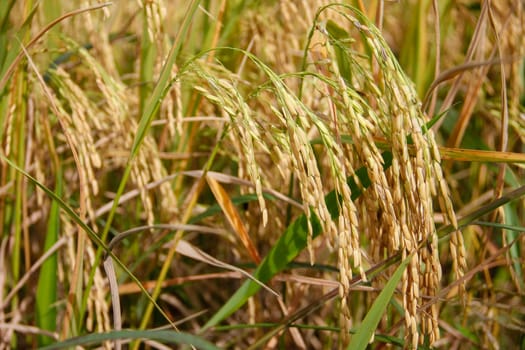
[206,175,262,264]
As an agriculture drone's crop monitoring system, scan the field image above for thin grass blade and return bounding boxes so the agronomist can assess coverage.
[36,167,62,346]
[347,254,412,350]
[174,239,277,296]
[503,204,524,290]
[39,330,220,350]
[130,0,201,158]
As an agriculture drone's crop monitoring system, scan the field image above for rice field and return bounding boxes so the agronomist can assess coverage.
[0,1,524,349]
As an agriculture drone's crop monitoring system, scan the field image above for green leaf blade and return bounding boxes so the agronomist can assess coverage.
[347,254,412,350]
[36,168,62,346]
[40,330,221,350]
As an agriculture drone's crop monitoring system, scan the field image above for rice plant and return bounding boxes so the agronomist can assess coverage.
[0,1,523,349]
